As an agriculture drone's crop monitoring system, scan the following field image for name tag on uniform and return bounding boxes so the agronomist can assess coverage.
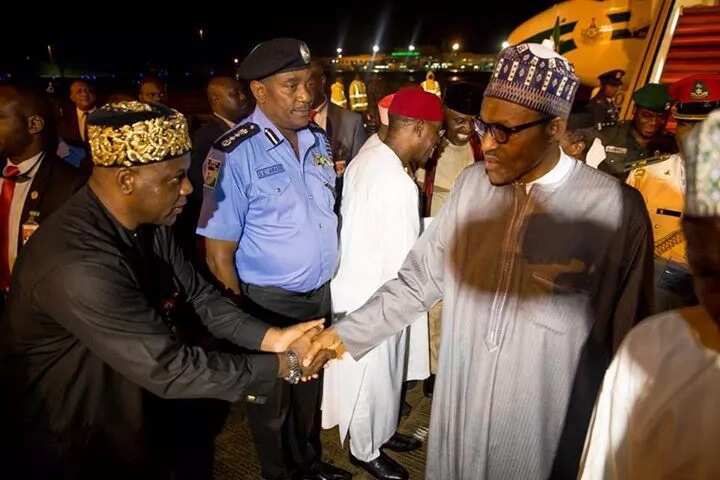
[657,208,682,218]
[605,145,628,155]
[257,164,285,179]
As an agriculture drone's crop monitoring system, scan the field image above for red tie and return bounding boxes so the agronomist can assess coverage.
[1,164,20,291]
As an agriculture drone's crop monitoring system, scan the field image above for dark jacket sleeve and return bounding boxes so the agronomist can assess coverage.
[587,99,606,127]
[32,261,278,401]
[159,227,272,350]
[610,186,655,350]
[348,111,367,160]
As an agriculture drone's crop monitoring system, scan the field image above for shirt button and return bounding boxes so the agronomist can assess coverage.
[275,187,281,193]
[319,223,323,229]
[309,195,313,200]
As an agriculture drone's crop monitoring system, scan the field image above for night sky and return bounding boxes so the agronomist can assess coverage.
[2,1,556,72]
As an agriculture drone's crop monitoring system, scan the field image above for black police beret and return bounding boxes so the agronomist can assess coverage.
[598,69,625,86]
[238,38,312,81]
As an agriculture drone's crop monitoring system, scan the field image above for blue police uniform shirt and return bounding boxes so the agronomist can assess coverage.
[196,106,338,293]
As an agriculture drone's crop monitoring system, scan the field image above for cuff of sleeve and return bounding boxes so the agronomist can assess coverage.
[239,353,279,400]
[235,317,270,351]
[334,318,372,360]
[196,223,243,242]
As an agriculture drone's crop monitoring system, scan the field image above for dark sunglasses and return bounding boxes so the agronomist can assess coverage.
[473,117,553,144]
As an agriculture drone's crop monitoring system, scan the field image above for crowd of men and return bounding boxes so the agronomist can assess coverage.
[0,35,719,480]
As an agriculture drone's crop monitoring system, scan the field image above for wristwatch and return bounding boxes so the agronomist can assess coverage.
[284,350,302,384]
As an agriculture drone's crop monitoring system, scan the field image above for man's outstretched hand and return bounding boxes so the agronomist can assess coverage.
[288,326,337,381]
[302,327,346,368]
[261,320,324,353]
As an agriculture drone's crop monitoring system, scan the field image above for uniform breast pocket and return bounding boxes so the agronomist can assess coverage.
[255,170,292,197]
[308,166,336,209]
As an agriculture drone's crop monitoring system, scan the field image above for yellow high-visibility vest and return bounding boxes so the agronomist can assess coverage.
[349,80,368,112]
[331,81,347,108]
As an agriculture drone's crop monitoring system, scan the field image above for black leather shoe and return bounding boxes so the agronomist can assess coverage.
[382,432,422,453]
[303,460,352,480]
[423,374,435,397]
[349,451,408,480]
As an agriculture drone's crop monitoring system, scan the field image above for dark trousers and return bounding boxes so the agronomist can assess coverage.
[654,258,698,313]
[240,282,331,480]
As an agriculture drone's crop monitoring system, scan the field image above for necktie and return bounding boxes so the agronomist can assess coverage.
[1,164,21,290]
[81,111,89,142]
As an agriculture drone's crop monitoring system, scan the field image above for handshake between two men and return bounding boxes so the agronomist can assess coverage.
[264,321,348,383]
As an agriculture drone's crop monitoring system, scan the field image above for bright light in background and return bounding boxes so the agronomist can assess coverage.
[233,58,239,64]
[501,41,510,49]
[372,44,380,53]
[408,44,415,51]
[452,42,460,52]
[336,47,343,54]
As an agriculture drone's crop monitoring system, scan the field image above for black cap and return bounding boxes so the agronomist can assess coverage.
[598,69,625,86]
[238,38,312,81]
[444,82,483,116]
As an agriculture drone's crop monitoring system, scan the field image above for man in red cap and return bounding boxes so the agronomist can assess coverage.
[626,74,720,312]
[321,87,442,480]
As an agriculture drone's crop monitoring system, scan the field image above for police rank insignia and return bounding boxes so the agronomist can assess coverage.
[313,153,333,168]
[222,126,253,148]
[204,156,223,189]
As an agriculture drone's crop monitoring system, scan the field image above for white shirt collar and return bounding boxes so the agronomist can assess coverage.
[315,98,328,113]
[3,151,44,177]
[213,113,236,128]
[76,107,95,117]
[525,147,575,193]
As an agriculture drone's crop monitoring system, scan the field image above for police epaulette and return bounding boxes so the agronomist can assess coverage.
[213,122,260,152]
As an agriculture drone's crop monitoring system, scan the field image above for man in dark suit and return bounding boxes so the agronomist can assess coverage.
[58,80,96,174]
[308,61,366,212]
[58,80,97,146]
[309,62,366,172]
[174,76,253,262]
[0,85,87,311]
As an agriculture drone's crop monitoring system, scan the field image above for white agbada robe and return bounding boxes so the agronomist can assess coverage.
[322,140,430,459]
[580,305,720,479]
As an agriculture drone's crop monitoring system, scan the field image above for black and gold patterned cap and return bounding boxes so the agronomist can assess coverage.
[87,101,191,167]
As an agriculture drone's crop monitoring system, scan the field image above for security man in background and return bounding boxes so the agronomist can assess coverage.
[584,83,677,180]
[585,69,624,130]
[626,74,720,312]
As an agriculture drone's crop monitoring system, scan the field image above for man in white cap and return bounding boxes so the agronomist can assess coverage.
[580,109,720,480]
[304,42,654,479]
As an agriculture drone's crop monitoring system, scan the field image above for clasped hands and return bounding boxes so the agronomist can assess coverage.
[264,320,346,381]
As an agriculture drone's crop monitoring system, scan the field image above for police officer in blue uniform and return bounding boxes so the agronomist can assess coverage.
[196,38,350,480]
